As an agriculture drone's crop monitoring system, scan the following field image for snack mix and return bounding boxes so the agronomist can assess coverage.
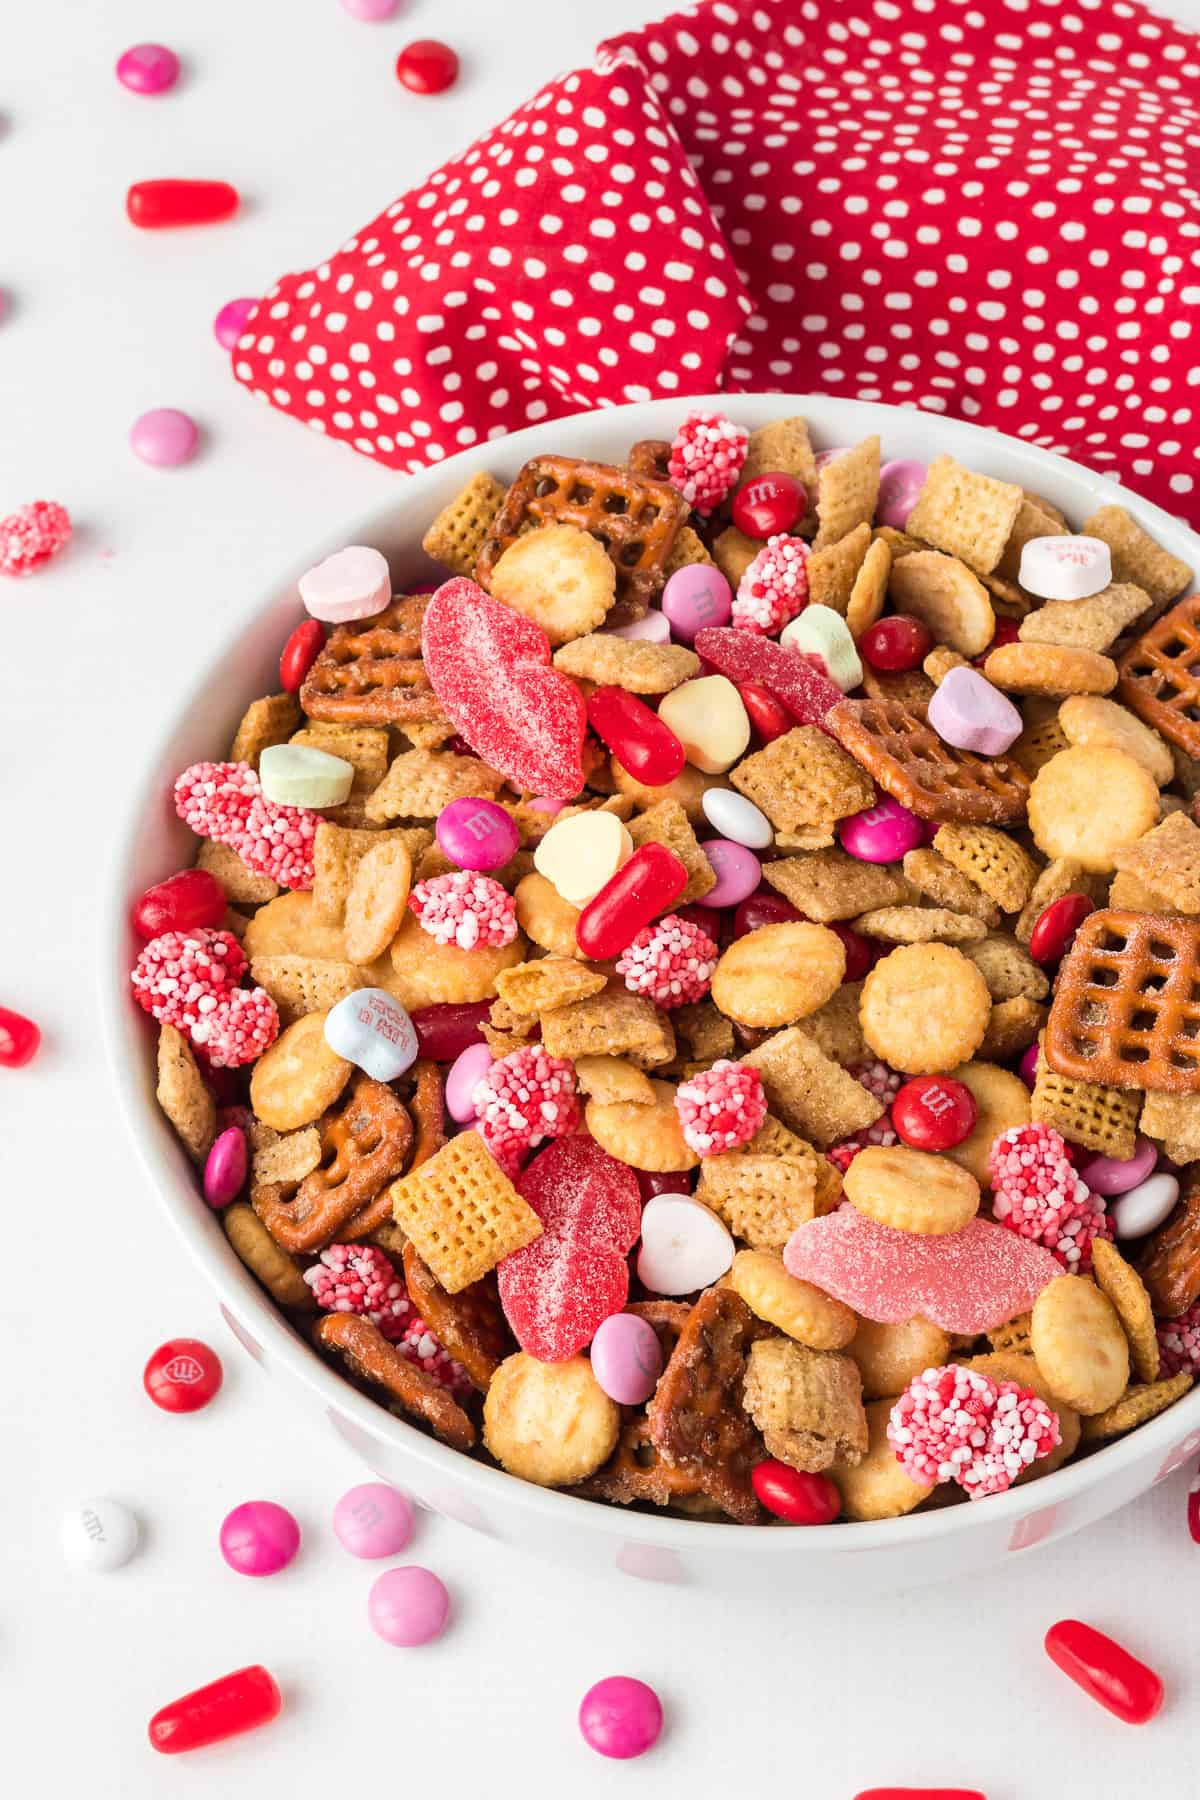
[135,412,1200,1525]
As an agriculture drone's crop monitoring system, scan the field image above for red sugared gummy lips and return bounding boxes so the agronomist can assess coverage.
[498,1136,642,1362]
[421,578,587,799]
[694,626,844,729]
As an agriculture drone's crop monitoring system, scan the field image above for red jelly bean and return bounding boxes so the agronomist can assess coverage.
[731,472,804,540]
[576,843,689,960]
[752,1460,840,1524]
[892,1075,978,1152]
[126,179,240,228]
[733,891,802,938]
[587,686,684,787]
[1044,1619,1164,1724]
[410,1000,493,1063]
[859,613,934,673]
[143,1338,223,1413]
[279,618,325,693]
[132,869,227,941]
[395,38,460,94]
[1029,893,1095,967]
[737,680,792,745]
[0,1006,41,1068]
[827,921,878,983]
[149,1664,281,1754]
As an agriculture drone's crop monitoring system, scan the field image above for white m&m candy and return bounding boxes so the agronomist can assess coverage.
[780,605,862,692]
[325,988,418,1081]
[259,743,355,809]
[1111,1172,1179,1241]
[1019,535,1112,602]
[701,787,773,850]
[61,1498,140,1572]
[299,545,391,623]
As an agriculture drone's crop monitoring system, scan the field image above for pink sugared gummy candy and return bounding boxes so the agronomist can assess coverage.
[839,797,923,864]
[693,626,844,730]
[783,1205,1061,1334]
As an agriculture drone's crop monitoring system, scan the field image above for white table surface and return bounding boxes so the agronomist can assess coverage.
[6,2,1200,1794]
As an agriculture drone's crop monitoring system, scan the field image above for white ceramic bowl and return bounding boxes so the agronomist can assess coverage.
[104,395,1200,1595]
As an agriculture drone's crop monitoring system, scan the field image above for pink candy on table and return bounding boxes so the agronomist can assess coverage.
[340,0,401,16]
[203,1125,247,1208]
[130,408,199,468]
[696,839,761,908]
[840,797,923,864]
[299,545,391,624]
[148,1665,281,1755]
[332,1482,413,1559]
[590,1312,663,1406]
[875,459,928,529]
[0,499,72,576]
[445,1041,493,1122]
[927,665,1022,757]
[219,1500,300,1577]
[1078,1136,1158,1198]
[368,1566,450,1645]
[126,180,239,228]
[436,796,520,872]
[579,1676,663,1760]
[115,43,180,95]
[213,297,257,349]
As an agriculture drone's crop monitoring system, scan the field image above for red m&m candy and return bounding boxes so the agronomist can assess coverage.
[732,891,802,939]
[752,1460,840,1524]
[279,618,325,693]
[1044,1619,1164,1724]
[731,472,804,540]
[131,869,227,941]
[410,1000,493,1063]
[395,39,460,94]
[1028,893,1094,967]
[891,1076,977,1152]
[0,1006,41,1068]
[827,922,877,983]
[859,614,933,673]
[144,1338,223,1413]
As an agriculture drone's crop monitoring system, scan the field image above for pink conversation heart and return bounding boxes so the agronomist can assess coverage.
[299,545,391,623]
[927,665,1023,756]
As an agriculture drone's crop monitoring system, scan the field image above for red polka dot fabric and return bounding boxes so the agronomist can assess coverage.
[233,0,1200,523]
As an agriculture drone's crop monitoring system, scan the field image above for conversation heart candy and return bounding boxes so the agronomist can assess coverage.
[1019,535,1112,601]
[781,604,863,692]
[694,627,844,730]
[258,743,355,809]
[298,545,391,623]
[657,675,750,774]
[637,1192,735,1295]
[422,578,587,800]
[783,1206,1061,1334]
[534,809,634,907]
[875,459,929,529]
[927,665,1022,756]
[324,988,418,1081]
[498,1136,642,1360]
[661,564,733,643]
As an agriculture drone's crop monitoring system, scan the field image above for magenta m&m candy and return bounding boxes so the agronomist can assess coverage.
[579,1676,663,1760]
[149,1666,281,1755]
[731,472,804,539]
[220,1501,300,1577]
[395,39,460,94]
[590,1312,663,1406]
[661,564,732,643]
[203,1125,247,1208]
[213,297,257,349]
[1078,1135,1158,1198]
[752,1460,841,1524]
[445,1041,494,1123]
[130,408,200,468]
[368,1566,450,1645]
[436,796,520,872]
[116,44,180,95]
[875,459,928,529]
[696,838,762,908]
[340,0,400,16]
[891,1076,977,1153]
[840,798,924,864]
[144,1338,223,1412]
[127,180,239,228]
[927,665,1022,756]
[0,1005,42,1068]
[333,1482,414,1559]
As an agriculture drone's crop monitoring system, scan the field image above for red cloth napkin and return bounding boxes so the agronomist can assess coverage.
[233,0,1200,525]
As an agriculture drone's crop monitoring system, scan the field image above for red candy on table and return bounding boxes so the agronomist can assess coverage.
[891,1076,978,1153]
[855,1791,987,1800]
[736,680,792,745]
[859,614,934,673]
[279,618,325,693]
[575,843,689,960]
[587,686,685,787]
[148,1664,281,1754]
[752,1460,840,1524]
[1028,893,1095,967]
[410,1000,492,1063]
[0,499,72,576]
[694,627,844,729]
[143,1338,223,1413]
[732,891,802,938]
[126,179,240,228]
[731,472,804,539]
[0,1006,41,1068]
[1043,1619,1164,1725]
[395,39,460,95]
[131,869,227,941]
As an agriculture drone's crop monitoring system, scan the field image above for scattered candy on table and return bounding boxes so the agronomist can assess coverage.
[637,1191,736,1295]
[661,563,731,641]
[129,407,199,468]
[1043,1619,1164,1724]
[115,43,180,95]
[340,0,401,17]
[1020,535,1113,601]
[202,1124,247,1208]
[126,179,240,228]
[0,499,71,577]
[324,987,419,1081]
[436,796,520,873]
[667,409,748,513]
[927,666,1022,757]
[332,1482,414,1559]
[258,742,355,809]
[0,1005,41,1068]
[60,1497,140,1572]
[143,1338,223,1413]
[148,1665,281,1754]
[578,1676,663,1760]
[213,296,258,349]
[219,1500,301,1577]
[299,544,391,623]
[394,39,461,96]
[368,1565,450,1645]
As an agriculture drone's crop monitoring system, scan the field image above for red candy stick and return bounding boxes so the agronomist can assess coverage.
[1044,1619,1163,1724]
[736,680,792,745]
[732,891,802,938]
[855,1790,986,1799]
[587,686,685,787]
[280,618,325,693]
[410,999,493,1062]
[859,614,934,674]
[0,1006,41,1068]
[127,180,240,228]
[694,627,843,729]
[731,472,804,539]
[891,1076,977,1153]
[576,843,689,960]
[1029,893,1095,967]
[149,1664,281,1754]
[143,1338,223,1414]
[132,869,227,941]
[752,1460,840,1524]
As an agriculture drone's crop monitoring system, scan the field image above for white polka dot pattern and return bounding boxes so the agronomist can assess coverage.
[233,0,1200,520]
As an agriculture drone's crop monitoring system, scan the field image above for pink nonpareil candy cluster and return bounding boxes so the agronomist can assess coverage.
[173,760,260,841]
[192,986,280,1069]
[615,913,718,1009]
[408,870,517,951]
[989,1123,1112,1273]
[0,500,72,576]
[393,1316,472,1396]
[131,929,246,1031]
[888,1363,1060,1499]
[732,534,810,635]
[473,1046,580,1175]
[666,409,748,513]
[826,1061,901,1173]
[675,1061,766,1155]
[173,760,319,890]
[304,1243,410,1339]
[1157,1299,1200,1378]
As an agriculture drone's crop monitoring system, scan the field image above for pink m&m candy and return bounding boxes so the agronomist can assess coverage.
[436,797,519,872]
[203,1125,247,1208]
[661,564,732,643]
[332,1482,414,1559]
[696,839,761,908]
[130,408,199,468]
[340,0,400,16]
[299,545,391,624]
[1078,1135,1158,1198]
[213,297,257,349]
[590,1312,663,1406]
[840,798,923,864]
[445,1041,493,1123]
[876,459,928,529]
[927,665,1021,756]
[368,1566,450,1645]
[220,1501,300,1577]
[1019,1042,1040,1089]
[116,44,180,95]
[579,1676,663,1760]
[607,610,671,643]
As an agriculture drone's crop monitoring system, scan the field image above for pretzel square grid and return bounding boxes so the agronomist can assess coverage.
[1116,594,1200,758]
[826,698,1030,824]
[1044,908,1200,1092]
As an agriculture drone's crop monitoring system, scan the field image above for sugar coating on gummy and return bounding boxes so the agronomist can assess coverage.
[422,578,587,799]
[733,534,810,635]
[694,626,845,729]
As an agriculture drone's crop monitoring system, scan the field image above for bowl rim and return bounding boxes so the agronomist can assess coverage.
[102,391,1200,1554]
